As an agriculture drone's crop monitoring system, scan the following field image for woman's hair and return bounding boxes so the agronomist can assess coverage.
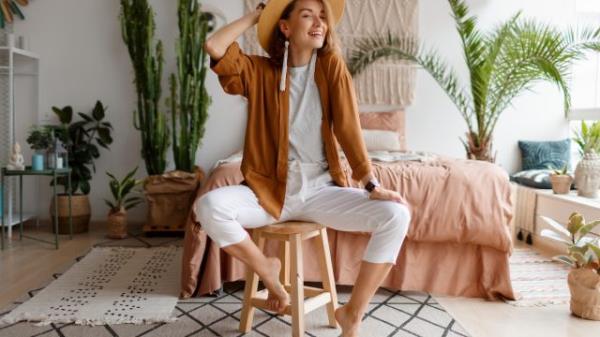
[268,0,340,64]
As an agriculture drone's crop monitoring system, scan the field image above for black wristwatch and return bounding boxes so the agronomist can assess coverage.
[365,179,380,193]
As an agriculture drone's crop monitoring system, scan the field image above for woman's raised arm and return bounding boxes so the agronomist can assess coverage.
[204,3,265,60]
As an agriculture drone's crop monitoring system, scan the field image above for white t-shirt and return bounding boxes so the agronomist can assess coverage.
[286,50,333,200]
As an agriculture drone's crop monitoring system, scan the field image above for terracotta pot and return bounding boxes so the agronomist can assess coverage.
[50,194,91,234]
[550,174,573,194]
[107,208,127,239]
[568,268,600,320]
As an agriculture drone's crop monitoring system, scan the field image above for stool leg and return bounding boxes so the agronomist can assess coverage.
[316,228,338,328]
[279,240,290,287]
[290,233,305,337]
[239,231,265,333]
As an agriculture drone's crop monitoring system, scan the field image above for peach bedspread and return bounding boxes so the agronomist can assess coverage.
[181,155,515,300]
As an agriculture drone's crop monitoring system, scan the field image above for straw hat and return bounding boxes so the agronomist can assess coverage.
[256,0,345,53]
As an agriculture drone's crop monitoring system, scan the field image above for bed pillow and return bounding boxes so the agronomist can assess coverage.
[509,169,553,189]
[518,139,570,171]
[359,110,406,151]
[362,129,403,152]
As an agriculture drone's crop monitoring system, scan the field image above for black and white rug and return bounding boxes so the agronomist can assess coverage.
[0,232,470,337]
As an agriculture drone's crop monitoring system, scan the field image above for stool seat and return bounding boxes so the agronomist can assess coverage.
[239,221,338,337]
[259,221,324,235]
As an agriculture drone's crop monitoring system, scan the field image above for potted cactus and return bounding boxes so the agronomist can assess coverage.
[550,164,573,194]
[104,167,143,239]
[541,213,600,320]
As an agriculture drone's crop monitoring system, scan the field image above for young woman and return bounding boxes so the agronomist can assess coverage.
[199,0,411,336]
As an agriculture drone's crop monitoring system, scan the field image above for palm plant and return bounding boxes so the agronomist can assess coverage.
[348,0,600,162]
[169,0,211,173]
[120,0,169,175]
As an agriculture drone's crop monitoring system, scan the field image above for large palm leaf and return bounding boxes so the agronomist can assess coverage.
[348,0,600,162]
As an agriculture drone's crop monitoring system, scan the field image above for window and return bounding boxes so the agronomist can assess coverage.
[569,0,600,120]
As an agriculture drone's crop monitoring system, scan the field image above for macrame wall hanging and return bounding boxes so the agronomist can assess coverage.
[242,0,419,107]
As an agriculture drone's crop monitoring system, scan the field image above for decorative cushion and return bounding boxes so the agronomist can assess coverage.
[362,129,402,152]
[510,169,553,189]
[518,139,571,171]
[359,110,406,151]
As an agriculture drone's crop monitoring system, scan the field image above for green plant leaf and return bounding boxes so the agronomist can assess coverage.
[540,229,571,244]
[539,216,571,239]
[53,106,73,124]
[92,100,105,121]
[553,255,576,267]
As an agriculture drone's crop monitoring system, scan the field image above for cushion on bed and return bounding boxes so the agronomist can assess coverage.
[362,129,403,152]
[359,110,406,151]
[518,139,571,171]
[509,169,553,189]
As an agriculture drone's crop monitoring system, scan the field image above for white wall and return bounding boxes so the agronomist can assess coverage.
[12,0,576,220]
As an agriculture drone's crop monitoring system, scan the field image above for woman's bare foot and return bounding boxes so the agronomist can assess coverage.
[335,305,361,337]
[263,257,289,313]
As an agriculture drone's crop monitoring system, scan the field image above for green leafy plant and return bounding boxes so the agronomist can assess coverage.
[573,121,600,156]
[26,125,53,151]
[104,166,144,212]
[120,0,169,175]
[51,101,114,195]
[541,213,600,275]
[348,0,600,162]
[168,0,211,172]
[551,164,569,176]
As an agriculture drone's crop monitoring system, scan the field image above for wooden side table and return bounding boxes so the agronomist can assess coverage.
[1,166,72,250]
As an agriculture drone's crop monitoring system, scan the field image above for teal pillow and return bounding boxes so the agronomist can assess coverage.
[518,139,571,171]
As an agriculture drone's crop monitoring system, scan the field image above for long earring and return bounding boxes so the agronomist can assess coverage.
[279,40,289,92]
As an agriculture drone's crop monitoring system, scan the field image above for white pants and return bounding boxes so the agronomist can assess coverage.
[194,162,411,264]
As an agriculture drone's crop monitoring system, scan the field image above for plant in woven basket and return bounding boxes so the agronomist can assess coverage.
[348,0,600,162]
[104,166,143,239]
[541,213,600,320]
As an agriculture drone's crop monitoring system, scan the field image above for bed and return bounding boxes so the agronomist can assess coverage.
[180,149,516,301]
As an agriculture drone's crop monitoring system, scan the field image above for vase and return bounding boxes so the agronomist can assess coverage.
[31,152,44,171]
[574,151,600,198]
[550,174,573,194]
[568,269,600,320]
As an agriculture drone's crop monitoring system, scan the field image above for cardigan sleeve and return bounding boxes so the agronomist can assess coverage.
[326,52,372,182]
[209,41,256,97]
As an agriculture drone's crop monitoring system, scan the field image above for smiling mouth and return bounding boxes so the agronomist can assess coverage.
[309,31,323,38]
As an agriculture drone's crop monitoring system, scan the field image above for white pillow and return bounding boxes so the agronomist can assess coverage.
[362,129,402,152]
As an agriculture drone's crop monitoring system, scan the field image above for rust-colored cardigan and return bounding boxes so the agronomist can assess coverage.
[209,42,371,219]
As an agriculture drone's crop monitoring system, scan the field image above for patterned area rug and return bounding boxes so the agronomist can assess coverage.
[0,232,469,337]
[505,248,571,307]
[1,246,182,325]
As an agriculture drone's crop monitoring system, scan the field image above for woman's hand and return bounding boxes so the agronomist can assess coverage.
[254,1,267,23]
[369,187,408,205]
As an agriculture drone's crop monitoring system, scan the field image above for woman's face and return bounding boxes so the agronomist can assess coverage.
[279,0,329,50]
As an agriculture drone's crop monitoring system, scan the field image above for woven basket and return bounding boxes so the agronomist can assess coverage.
[50,194,91,234]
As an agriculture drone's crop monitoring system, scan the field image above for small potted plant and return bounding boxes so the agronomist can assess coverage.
[25,125,52,171]
[104,167,143,239]
[541,213,600,320]
[550,164,573,194]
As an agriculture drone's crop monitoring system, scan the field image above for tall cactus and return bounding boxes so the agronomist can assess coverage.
[119,0,169,175]
[169,0,211,173]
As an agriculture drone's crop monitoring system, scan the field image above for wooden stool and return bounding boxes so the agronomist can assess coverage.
[239,221,338,336]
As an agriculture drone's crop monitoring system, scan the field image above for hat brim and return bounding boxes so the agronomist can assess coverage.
[257,0,345,54]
